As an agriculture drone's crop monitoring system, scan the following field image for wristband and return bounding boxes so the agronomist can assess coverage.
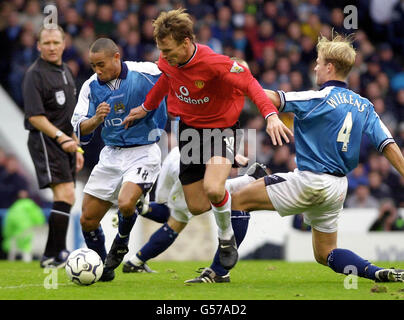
[54,130,63,140]
[59,139,74,146]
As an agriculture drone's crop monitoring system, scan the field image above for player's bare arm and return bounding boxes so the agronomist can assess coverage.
[264,89,281,109]
[262,89,293,146]
[122,105,147,129]
[382,142,404,177]
[80,102,111,135]
[28,115,78,153]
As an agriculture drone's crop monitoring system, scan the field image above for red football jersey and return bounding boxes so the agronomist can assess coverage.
[143,44,277,128]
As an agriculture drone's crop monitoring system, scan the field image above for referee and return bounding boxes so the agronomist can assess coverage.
[22,25,84,268]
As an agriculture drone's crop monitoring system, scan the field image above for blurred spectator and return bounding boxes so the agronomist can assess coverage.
[395,89,404,123]
[378,43,402,79]
[18,0,43,34]
[347,163,369,195]
[2,197,46,261]
[94,4,115,38]
[112,0,129,24]
[82,0,98,25]
[388,0,404,53]
[299,35,316,67]
[123,29,144,61]
[230,0,246,28]
[268,145,291,173]
[369,198,404,231]
[345,184,379,208]
[232,27,252,58]
[0,154,29,209]
[394,175,404,208]
[301,13,322,43]
[197,22,222,54]
[259,69,278,90]
[185,0,213,21]
[250,20,275,61]
[0,9,22,90]
[372,97,397,133]
[361,55,381,91]
[368,171,392,200]
[8,29,38,107]
[369,0,400,42]
[141,18,156,46]
[61,7,82,38]
[73,25,96,56]
[62,33,82,63]
[396,122,404,148]
[211,5,233,45]
[378,156,401,192]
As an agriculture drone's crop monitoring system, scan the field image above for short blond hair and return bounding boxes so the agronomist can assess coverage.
[316,33,356,78]
[152,8,195,44]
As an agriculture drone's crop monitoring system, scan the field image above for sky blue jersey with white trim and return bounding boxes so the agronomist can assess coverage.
[71,61,167,147]
[278,81,394,175]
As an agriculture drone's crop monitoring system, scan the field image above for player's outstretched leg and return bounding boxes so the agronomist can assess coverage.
[327,248,404,282]
[185,210,250,283]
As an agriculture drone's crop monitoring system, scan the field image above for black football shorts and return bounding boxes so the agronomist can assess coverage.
[28,131,76,189]
[177,121,241,185]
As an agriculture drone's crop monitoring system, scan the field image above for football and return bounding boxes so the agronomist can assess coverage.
[65,248,103,286]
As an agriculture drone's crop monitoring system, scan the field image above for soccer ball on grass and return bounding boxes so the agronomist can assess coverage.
[65,248,103,285]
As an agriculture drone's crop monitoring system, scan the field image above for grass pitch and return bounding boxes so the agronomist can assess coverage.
[0,260,403,301]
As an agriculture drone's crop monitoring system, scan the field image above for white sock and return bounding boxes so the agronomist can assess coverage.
[225,175,254,193]
[211,189,234,240]
[129,254,144,266]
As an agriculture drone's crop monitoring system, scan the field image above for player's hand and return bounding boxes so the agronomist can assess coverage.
[122,105,147,129]
[57,136,79,153]
[265,114,293,146]
[75,150,84,172]
[94,102,110,123]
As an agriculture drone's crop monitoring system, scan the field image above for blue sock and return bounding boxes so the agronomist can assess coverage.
[82,226,107,262]
[136,223,178,262]
[142,202,170,224]
[210,210,250,276]
[115,210,137,245]
[327,248,382,280]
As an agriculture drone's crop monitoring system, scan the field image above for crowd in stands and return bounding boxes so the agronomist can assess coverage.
[0,0,403,220]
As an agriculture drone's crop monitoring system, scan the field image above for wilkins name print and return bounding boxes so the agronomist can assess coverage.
[326,92,368,112]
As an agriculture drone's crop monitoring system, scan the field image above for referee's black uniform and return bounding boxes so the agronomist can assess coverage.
[23,57,77,189]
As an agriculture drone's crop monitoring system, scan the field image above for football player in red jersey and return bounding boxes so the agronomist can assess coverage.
[123,8,292,270]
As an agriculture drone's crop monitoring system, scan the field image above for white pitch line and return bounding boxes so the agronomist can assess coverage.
[0,283,73,290]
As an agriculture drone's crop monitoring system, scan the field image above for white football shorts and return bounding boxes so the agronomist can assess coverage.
[264,169,348,233]
[84,143,161,204]
[155,146,193,223]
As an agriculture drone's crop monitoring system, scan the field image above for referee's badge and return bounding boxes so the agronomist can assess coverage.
[55,90,65,105]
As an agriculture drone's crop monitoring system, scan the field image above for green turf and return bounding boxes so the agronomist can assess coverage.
[0,260,403,300]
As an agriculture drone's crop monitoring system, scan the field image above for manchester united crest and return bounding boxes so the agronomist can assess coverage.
[194,80,205,89]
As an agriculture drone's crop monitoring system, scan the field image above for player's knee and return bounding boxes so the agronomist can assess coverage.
[80,215,98,232]
[203,184,225,204]
[118,198,137,217]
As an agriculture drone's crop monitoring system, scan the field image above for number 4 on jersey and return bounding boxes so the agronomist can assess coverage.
[337,112,352,152]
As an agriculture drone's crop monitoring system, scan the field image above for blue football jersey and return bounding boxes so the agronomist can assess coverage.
[278,81,394,175]
[72,61,167,146]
